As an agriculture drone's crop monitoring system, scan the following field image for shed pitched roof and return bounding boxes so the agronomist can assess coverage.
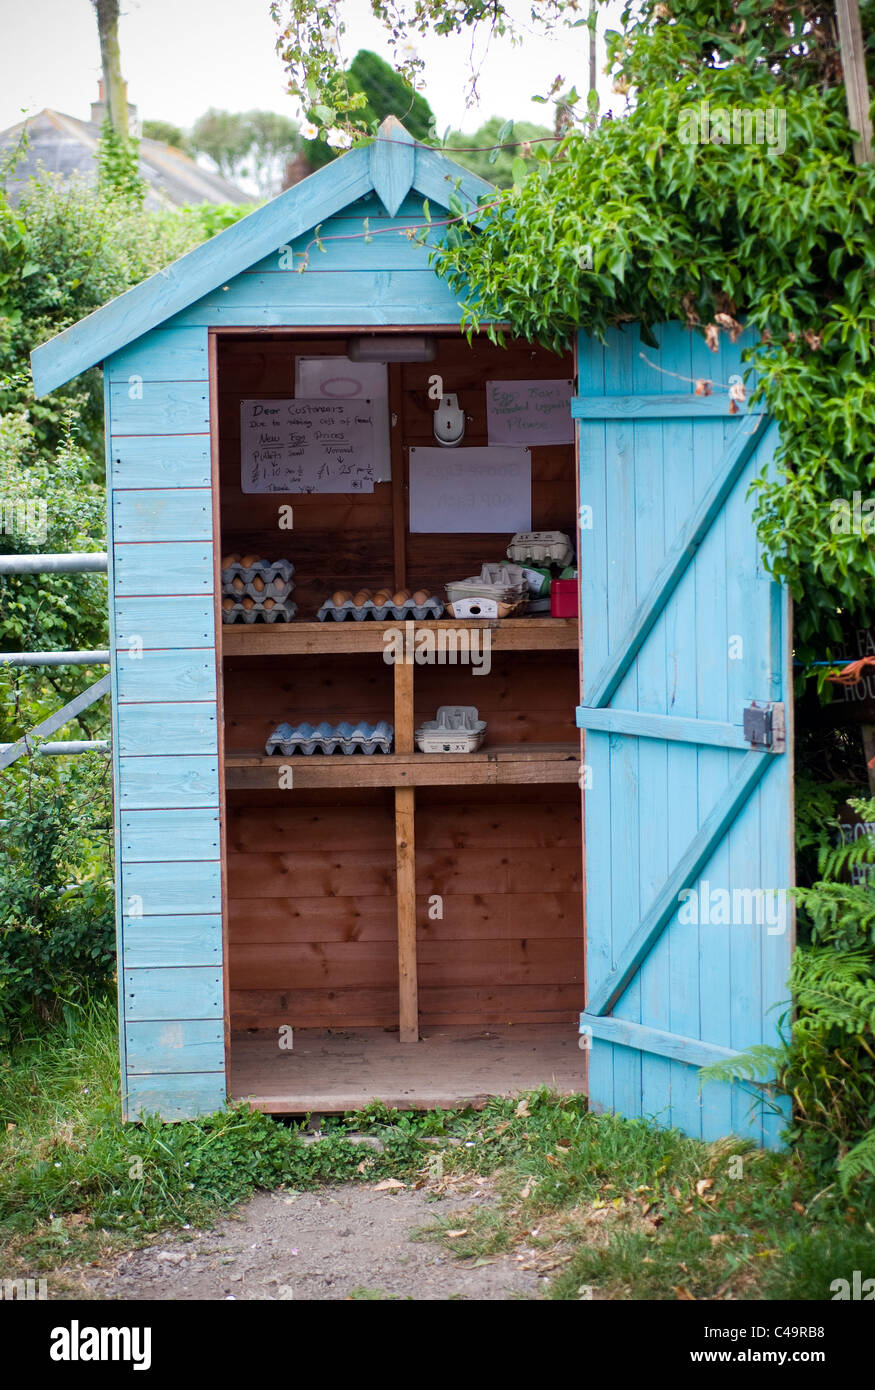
[30,118,494,398]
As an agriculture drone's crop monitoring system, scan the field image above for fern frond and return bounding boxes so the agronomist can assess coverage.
[698,1043,786,1086]
[837,1127,875,1194]
[792,948,875,1038]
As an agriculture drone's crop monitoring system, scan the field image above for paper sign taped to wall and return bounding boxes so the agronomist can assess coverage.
[486,379,574,445]
[408,446,531,533]
[240,399,376,493]
[295,356,390,480]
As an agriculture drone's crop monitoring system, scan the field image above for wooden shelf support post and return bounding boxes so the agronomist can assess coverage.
[393,654,418,1040]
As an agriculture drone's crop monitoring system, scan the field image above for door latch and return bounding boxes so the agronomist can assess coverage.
[743,701,785,752]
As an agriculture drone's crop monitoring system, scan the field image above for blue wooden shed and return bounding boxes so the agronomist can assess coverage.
[31,119,793,1140]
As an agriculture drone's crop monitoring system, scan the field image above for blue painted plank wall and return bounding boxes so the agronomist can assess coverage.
[166,190,463,332]
[105,186,465,1121]
[106,323,225,1122]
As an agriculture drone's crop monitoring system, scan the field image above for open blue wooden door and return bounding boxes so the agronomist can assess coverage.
[574,324,793,1147]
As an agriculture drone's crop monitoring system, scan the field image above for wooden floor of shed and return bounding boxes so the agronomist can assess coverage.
[229,1025,585,1113]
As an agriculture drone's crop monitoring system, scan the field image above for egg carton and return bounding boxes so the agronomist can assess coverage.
[317,597,445,622]
[444,597,527,620]
[445,563,527,607]
[416,705,486,754]
[506,531,574,568]
[221,558,296,586]
[265,720,394,755]
[222,598,299,624]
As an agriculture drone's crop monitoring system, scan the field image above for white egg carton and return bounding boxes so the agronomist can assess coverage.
[415,706,486,754]
[317,597,445,622]
[222,598,299,624]
[266,720,394,755]
[506,531,573,567]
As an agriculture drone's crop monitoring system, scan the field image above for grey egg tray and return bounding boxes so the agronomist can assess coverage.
[265,720,394,755]
[316,597,445,622]
[221,559,296,586]
[224,576,295,602]
[222,599,299,624]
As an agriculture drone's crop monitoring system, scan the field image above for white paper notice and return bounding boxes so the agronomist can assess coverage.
[240,399,376,493]
[408,446,531,533]
[486,379,574,445]
[295,356,391,480]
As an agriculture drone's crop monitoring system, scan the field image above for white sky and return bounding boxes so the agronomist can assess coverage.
[0,0,622,135]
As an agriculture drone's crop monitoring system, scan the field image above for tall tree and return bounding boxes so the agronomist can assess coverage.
[92,0,128,140]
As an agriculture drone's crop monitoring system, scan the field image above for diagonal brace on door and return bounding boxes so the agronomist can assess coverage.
[584,748,775,1018]
[582,417,773,710]
[0,674,111,771]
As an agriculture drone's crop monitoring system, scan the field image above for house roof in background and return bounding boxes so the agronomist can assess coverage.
[0,108,250,211]
[30,117,494,399]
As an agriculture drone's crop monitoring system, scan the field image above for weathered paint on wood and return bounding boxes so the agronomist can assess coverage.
[113,596,215,650]
[116,703,217,756]
[113,542,214,595]
[121,809,221,861]
[126,1019,225,1074]
[117,756,219,809]
[109,381,210,435]
[576,324,792,1148]
[170,271,463,328]
[113,489,212,543]
[115,648,216,702]
[121,860,222,917]
[123,967,224,1021]
[122,915,222,968]
[108,326,208,382]
[576,707,748,749]
[571,392,764,419]
[125,1072,227,1121]
[110,435,211,489]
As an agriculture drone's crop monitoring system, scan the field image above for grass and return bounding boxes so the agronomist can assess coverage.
[1,996,873,1299]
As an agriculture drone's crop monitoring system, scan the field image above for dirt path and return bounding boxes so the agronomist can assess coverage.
[74,1184,546,1302]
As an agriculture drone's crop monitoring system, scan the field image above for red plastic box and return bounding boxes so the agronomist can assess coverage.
[550,578,579,618]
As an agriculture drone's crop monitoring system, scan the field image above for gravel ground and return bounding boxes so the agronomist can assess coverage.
[74,1183,547,1302]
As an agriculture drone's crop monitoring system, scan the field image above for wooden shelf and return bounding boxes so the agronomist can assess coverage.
[225,742,580,788]
[222,616,578,657]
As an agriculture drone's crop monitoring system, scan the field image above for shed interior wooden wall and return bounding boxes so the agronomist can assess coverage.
[217,332,583,1047]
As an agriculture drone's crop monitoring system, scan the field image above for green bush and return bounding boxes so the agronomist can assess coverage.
[0,752,115,1042]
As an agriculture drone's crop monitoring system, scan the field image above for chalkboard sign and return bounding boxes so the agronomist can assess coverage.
[240,398,376,493]
[486,379,574,446]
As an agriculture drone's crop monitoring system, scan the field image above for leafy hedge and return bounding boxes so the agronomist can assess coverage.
[431,1,875,665]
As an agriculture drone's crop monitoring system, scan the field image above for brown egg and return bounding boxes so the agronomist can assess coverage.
[231,577,245,593]
[252,575,265,592]
[221,554,239,569]
[392,588,410,605]
[412,589,430,605]
[222,596,234,611]
[262,597,276,610]
[241,596,255,610]
[353,589,372,606]
[331,589,352,606]
[372,590,392,605]
[240,553,260,568]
